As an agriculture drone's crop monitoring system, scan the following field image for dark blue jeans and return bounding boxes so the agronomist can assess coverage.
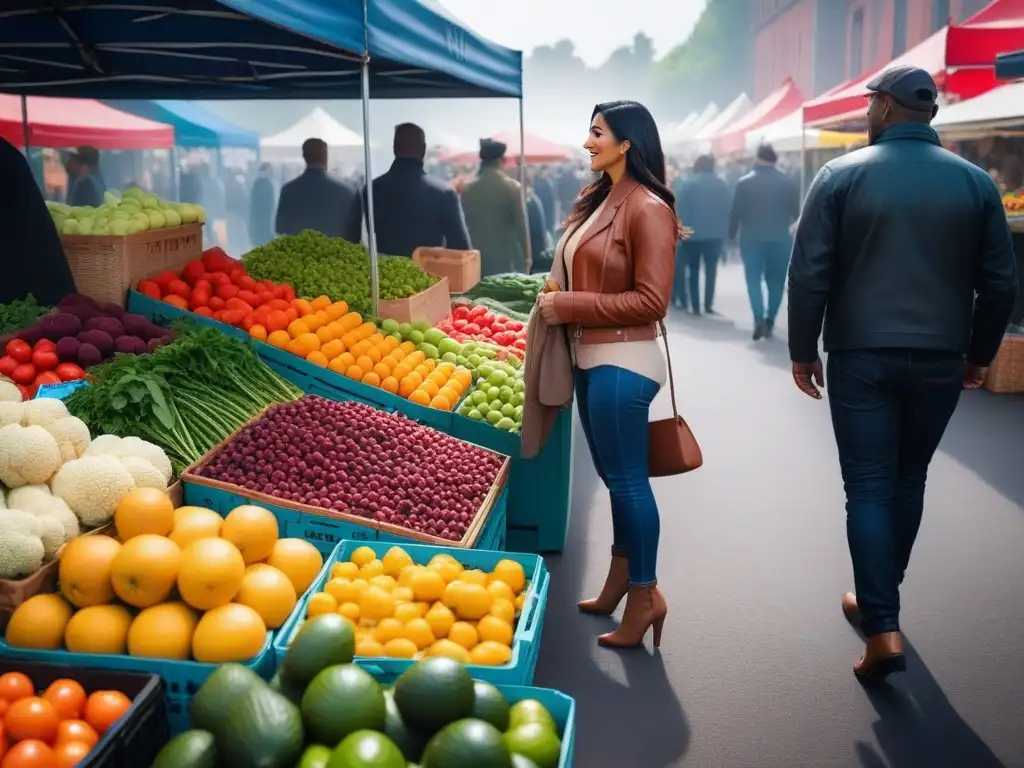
[683,239,723,311]
[827,349,963,636]
[740,239,790,324]
[575,365,661,585]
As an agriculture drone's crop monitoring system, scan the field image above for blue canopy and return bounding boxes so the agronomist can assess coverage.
[0,0,522,100]
[996,49,1024,80]
[104,100,260,149]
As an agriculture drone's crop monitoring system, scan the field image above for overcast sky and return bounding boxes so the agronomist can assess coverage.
[440,0,708,66]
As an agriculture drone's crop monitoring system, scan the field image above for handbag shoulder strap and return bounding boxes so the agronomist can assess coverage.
[658,320,679,419]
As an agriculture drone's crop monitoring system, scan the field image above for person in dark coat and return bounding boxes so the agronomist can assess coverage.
[65,146,105,208]
[461,140,527,276]
[345,123,470,256]
[532,166,556,236]
[178,165,203,205]
[0,137,76,305]
[788,66,1018,680]
[729,143,800,339]
[676,154,731,314]
[249,163,277,248]
[276,138,356,238]
[525,182,551,274]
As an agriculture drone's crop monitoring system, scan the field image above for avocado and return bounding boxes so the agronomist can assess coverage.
[394,657,475,735]
[504,724,561,768]
[327,730,406,768]
[190,663,265,740]
[280,614,356,688]
[421,719,513,768]
[150,730,219,768]
[302,664,386,746]
[469,681,510,731]
[222,685,305,768]
[383,688,428,762]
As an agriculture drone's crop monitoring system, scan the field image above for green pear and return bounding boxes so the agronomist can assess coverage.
[162,207,182,227]
[62,219,81,235]
[126,219,146,234]
[130,212,150,231]
[174,203,198,224]
[145,209,166,229]
[111,210,131,221]
[194,205,207,224]
[110,219,131,236]
[93,224,111,236]
[122,187,144,200]
[77,217,95,235]
[140,194,159,210]
[103,190,121,205]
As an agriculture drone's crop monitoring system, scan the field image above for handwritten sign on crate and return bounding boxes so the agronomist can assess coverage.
[144,227,200,258]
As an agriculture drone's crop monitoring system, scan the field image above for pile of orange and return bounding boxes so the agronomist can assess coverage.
[250,300,471,411]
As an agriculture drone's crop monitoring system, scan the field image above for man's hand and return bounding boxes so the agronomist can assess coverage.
[963,362,988,390]
[792,359,825,399]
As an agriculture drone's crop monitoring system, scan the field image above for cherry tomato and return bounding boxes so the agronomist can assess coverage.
[54,363,85,382]
[83,691,131,734]
[1,739,54,767]
[166,280,191,300]
[33,371,61,388]
[5,339,32,363]
[55,720,98,748]
[43,680,86,721]
[181,260,206,285]
[30,348,59,371]
[0,672,34,703]
[4,696,59,743]
[53,739,92,767]
[0,356,17,377]
[151,270,179,289]
[137,280,161,300]
[11,363,36,386]
[33,339,56,353]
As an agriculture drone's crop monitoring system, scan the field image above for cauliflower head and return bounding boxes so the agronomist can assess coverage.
[51,455,137,527]
[0,380,21,403]
[83,434,123,457]
[0,509,45,578]
[111,436,173,484]
[6,485,80,541]
[20,398,68,427]
[118,456,168,491]
[0,424,63,488]
[0,402,24,428]
[43,417,92,462]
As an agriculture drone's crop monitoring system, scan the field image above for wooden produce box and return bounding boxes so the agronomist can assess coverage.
[378,277,451,326]
[61,223,202,307]
[985,334,1024,394]
[412,247,481,293]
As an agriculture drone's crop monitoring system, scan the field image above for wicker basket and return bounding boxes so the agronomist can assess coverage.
[984,334,1024,394]
[378,277,451,326]
[412,247,481,293]
[61,223,203,307]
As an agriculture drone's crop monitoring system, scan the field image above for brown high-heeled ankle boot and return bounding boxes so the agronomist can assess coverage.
[597,583,668,649]
[577,546,629,615]
[854,630,905,682]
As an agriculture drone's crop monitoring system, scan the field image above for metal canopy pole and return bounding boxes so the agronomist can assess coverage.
[518,99,531,274]
[361,0,380,317]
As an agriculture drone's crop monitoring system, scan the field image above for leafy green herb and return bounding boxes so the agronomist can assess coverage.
[0,295,52,335]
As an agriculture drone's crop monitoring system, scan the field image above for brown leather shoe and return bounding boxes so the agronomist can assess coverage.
[854,631,906,682]
[577,546,629,615]
[597,583,667,649]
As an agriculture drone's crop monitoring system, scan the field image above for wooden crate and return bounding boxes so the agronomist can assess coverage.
[61,223,203,307]
[984,334,1024,394]
[378,276,451,326]
[412,247,481,293]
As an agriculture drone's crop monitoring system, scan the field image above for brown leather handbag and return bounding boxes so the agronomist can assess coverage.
[648,321,703,477]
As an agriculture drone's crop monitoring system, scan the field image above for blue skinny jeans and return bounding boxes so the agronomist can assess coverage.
[574,365,660,585]
[740,239,791,324]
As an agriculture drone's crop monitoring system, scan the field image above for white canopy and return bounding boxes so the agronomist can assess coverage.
[261,107,366,152]
[931,80,1024,139]
[665,103,720,147]
[744,108,867,153]
[686,94,751,151]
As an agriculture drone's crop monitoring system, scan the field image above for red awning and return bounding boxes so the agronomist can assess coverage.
[947,0,1024,66]
[441,130,577,166]
[713,78,804,154]
[0,95,174,150]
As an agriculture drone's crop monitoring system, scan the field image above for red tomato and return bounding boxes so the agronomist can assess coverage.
[215,284,239,301]
[271,285,290,300]
[166,280,191,300]
[514,338,527,351]
[137,280,161,300]
[0,356,17,377]
[11,364,36,386]
[181,260,206,285]
[235,290,257,308]
[462,323,481,335]
[496,315,510,324]
[42,680,86,721]
[470,305,487,318]
[281,286,296,303]
[189,292,211,311]
[220,310,246,327]
[235,275,257,291]
[55,720,98,748]
[207,296,226,311]
[55,363,85,382]
[0,672,34,703]
[476,313,495,328]
[201,246,230,272]
[33,339,56,353]
[31,348,58,371]
[34,371,61,388]
[208,272,232,288]
[453,318,468,330]
[477,326,493,338]
[253,291,273,307]
[2,739,54,767]
[452,305,471,321]
[193,278,213,294]
[507,320,524,332]
[490,323,507,334]
[193,307,214,318]
[152,270,179,289]
[228,266,247,283]
[6,339,32,363]
[16,384,32,400]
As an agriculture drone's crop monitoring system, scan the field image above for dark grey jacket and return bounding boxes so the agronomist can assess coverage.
[677,170,731,242]
[728,164,800,243]
[788,123,1018,366]
[345,158,470,257]
[275,168,356,239]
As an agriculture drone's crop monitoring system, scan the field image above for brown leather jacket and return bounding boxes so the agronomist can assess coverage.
[551,178,678,343]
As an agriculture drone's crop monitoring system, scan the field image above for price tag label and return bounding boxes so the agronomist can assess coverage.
[35,379,91,401]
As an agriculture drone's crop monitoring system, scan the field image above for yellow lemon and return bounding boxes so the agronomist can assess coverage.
[325,578,356,604]
[384,638,418,658]
[442,580,469,610]
[392,586,414,603]
[398,565,424,587]
[394,602,422,623]
[492,560,526,593]
[350,546,377,567]
[428,639,471,663]
[404,618,436,649]
[456,583,494,620]
[425,603,455,638]
[490,598,516,624]
[410,569,446,602]
[356,638,386,657]
[331,561,360,580]
[477,615,514,646]
[428,555,463,583]
[486,580,516,603]
[374,617,404,644]
[461,569,488,586]
[370,575,397,592]
[359,585,397,622]
[470,640,513,666]
[448,621,479,650]
[359,559,385,580]
[338,602,361,622]
[307,592,338,618]
[382,546,414,577]
[515,593,526,612]
[414,601,432,617]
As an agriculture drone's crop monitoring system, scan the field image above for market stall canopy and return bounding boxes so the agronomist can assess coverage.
[713,79,804,155]
[664,112,698,143]
[665,104,720,147]
[0,0,522,100]
[0,94,173,149]
[261,108,366,155]
[804,0,1024,127]
[103,100,259,149]
[931,78,1024,138]
[441,131,578,166]
[684,94,752,152]
[744,108,867,153]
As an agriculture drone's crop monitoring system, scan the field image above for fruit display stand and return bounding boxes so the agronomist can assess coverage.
[0,658,170,767]
[274,540,549,686]
[181,403,511,557]
[62,223,204,307]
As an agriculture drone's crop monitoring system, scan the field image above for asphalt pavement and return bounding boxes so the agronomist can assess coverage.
[532,262,1024,768]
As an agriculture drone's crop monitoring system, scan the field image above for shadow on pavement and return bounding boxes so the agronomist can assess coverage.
[534,414,691,768]
[852,638,1006,768]
[938,390,1024,509]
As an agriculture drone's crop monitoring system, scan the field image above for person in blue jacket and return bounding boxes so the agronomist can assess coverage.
[676,154,731,314]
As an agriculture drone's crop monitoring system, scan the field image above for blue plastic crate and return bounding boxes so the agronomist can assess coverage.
[273,540,549,687]
[451,406,574,553]
[0,632,274,703]
[126,290,249,341]
[501,685,576,768]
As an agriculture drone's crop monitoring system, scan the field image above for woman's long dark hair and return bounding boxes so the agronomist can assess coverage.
[566,100,682,235]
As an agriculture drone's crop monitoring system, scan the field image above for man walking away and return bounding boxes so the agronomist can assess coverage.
[65,147,105,208]
[729,144,800,339]
[788,66,1018,681]
[345,123,470,256]
[461,139,527,276]
[249,162,277,248]
[533,166,556,238]
[276,138,355,238]
[677,154,731,314]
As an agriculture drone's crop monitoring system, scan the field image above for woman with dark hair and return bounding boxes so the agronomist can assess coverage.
[536,100,690,649]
